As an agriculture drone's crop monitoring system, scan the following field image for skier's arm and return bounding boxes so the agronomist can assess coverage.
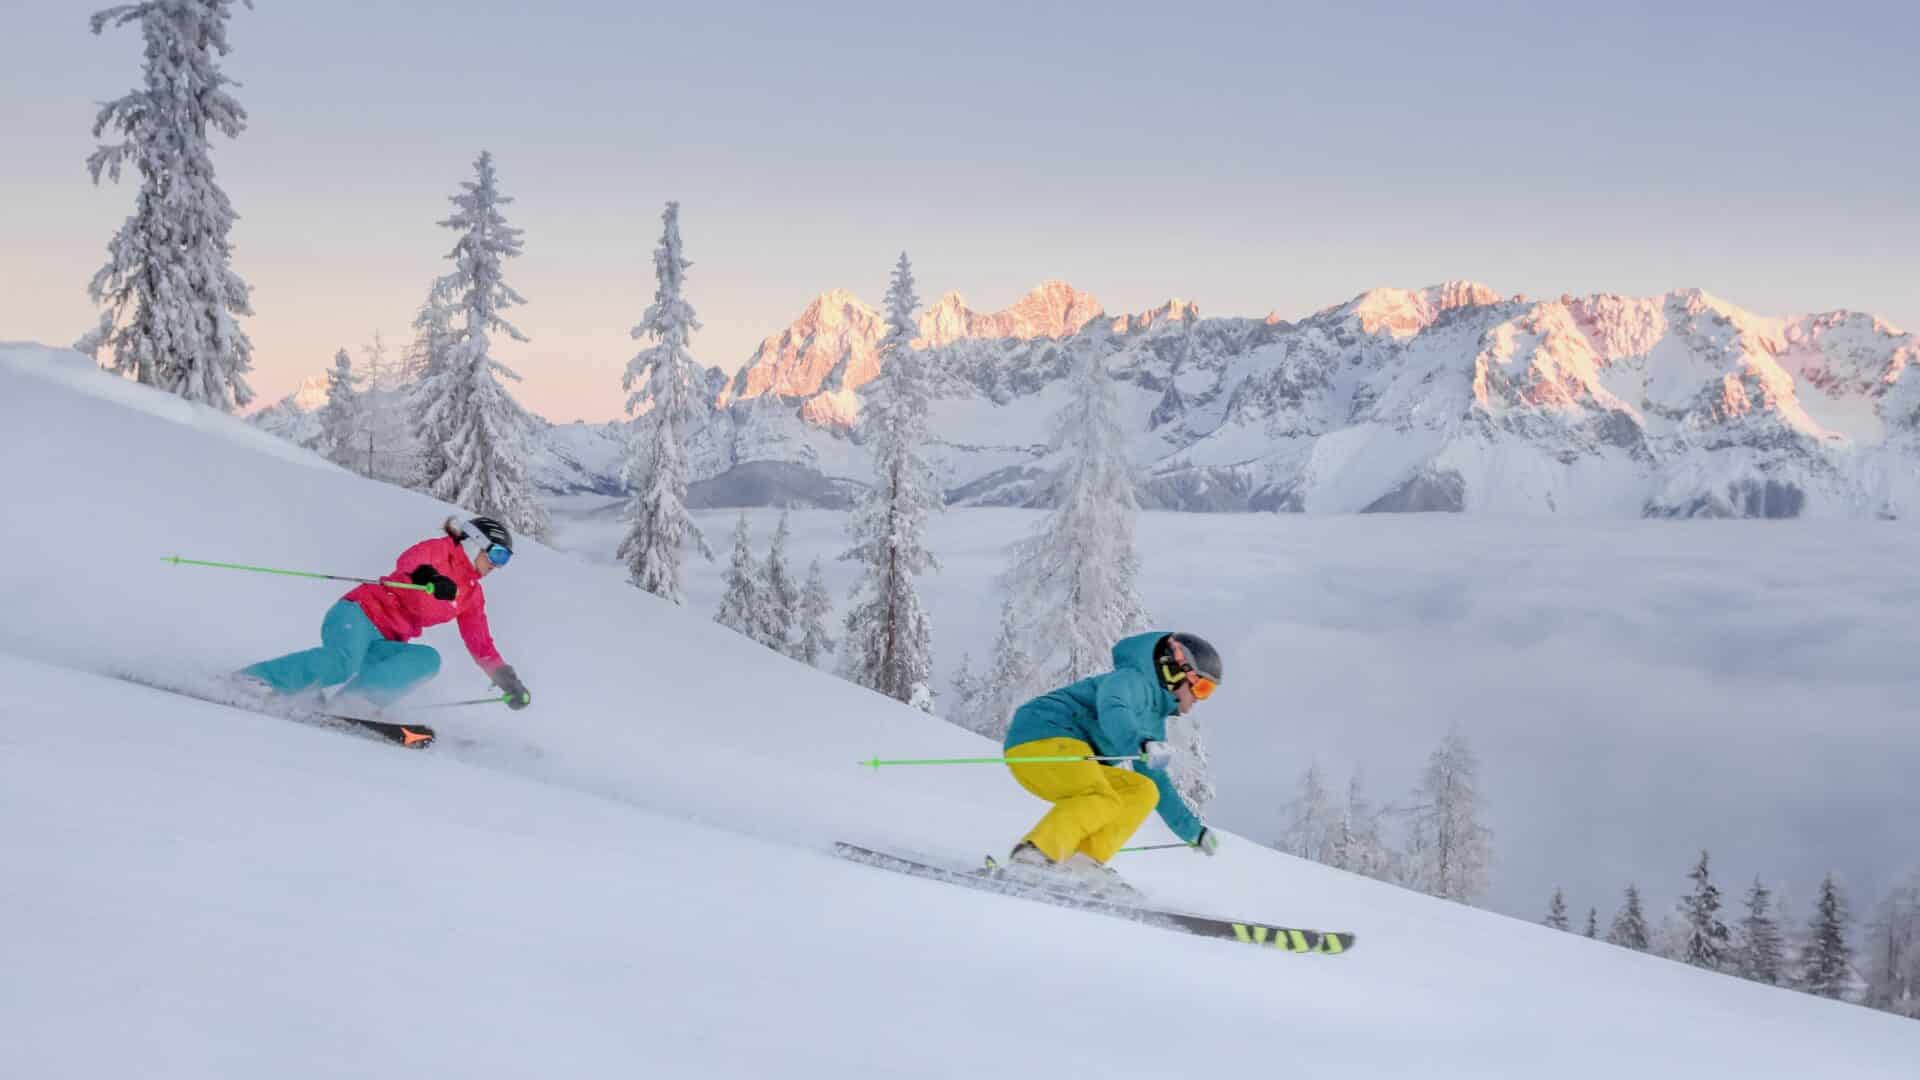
[1094,673,1205,843]
[454,587,505,673]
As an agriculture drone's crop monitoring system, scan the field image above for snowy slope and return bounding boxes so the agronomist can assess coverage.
[5,348,1917,1077]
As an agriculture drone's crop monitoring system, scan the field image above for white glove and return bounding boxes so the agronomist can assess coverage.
[1140,740,1173,770]
[1193,827,1220,856]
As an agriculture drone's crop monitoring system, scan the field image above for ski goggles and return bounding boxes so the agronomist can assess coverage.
[1158,660,1218,700]
[484,543,512,567]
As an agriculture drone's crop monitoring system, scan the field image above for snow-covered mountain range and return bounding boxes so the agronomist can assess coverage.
[252,281,1920,518]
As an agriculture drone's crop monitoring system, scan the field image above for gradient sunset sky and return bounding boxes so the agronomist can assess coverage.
[6,1,1915,422]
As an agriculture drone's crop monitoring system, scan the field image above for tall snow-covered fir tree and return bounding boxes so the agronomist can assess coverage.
[1734,875,1786,985]
[713,513,767,640]
[760,511,799,653]
[1401,728,1493,904]
[411,151,549,538]
[1608,884,1651,951]
[1543,888,1571,931]
[1276,763,1335,863]
[619,202,710,602]
[838,253,941,709]
[317,348,362,471]
[997,331,1149,687]
[1798,873,1854,999]
[407,280,458,490]
[1680,850,1731,971]
[80,0,255,411]
[793,558,836,668]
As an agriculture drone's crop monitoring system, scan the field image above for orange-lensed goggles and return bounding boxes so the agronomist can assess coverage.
[1187,673,1218,701]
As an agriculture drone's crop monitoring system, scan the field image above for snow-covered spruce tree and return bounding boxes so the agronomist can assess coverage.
[1863,871,1920,1017]
[407,280,458,490]
[355,331,419,485]
[1165,710,1216,815]
[411,151,549,538]
[317,348,362,471]
[1401,728,1493,904]
[713,513,766,639]
[1585,908,1599,939]
[1607,884,1652,951]
[81,0,255,411]
[793,558,836,668]
[1680,850,1732,971]
[838,253,941,708]
[1544,888,1571,931]
[947,652,985,729]
[964,597,1035,738]
[1276,763,1335,863]
[1735,875,1786,985]
[1327,772,1395,881]
[760,511,799,653]
[619,201,711,602]
[998,331,1149,687]
[1798,873,1854,999]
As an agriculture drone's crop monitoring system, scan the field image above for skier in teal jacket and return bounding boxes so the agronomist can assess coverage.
[1001,631,1223,886]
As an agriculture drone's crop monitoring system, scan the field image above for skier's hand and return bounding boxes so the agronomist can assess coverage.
[409,564,457,602]
[1139,740,1174,771]
[491,664,531,710]
[1193,827,1220,857]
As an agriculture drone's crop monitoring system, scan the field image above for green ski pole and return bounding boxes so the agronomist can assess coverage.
[161,555,432,592]
[858,753,1145,769]
[418,695,513,710]
[1116,841,1196,853]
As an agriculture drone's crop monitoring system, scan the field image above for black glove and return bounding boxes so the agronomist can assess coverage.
[491,664,531,710]
[409,564,457,602]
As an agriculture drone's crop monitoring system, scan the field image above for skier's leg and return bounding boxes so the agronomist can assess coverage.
[240,601,381,695]
[341,641,441,707]
[1006,738,1128,864]
[1079,767,1160,862]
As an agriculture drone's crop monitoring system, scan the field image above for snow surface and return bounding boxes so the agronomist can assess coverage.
[4,349,1917,1076]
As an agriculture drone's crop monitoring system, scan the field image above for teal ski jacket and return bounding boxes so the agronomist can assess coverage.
[1002,631,1205,843]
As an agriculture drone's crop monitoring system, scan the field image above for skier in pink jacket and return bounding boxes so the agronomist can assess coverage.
[241,517,531,713]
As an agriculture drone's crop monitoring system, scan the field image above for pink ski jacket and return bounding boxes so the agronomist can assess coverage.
[344,536,504,673]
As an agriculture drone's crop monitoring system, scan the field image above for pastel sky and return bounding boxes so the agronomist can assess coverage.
[5,0,1916,422]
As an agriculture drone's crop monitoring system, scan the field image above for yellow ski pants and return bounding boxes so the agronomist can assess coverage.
[1007,737,1160,864]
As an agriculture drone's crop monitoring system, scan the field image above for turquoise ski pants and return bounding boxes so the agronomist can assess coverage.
[242,600,441,705]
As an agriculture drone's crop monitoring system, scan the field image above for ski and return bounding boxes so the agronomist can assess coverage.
[832,842,1354,954]
[109,673,436,749]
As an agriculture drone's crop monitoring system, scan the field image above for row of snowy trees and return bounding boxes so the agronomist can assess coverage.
[1270,729,1493,905]
[78,2,552,536]
[1544,855,1920,1018]
[713,512,835,667]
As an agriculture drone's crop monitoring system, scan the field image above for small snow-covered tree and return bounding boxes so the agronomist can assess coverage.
[1276,763,1335,863]
[411,151,549,538]
[965,598,1035,738]
[713,513,766,639]
[794,558,836,668]
[998,331,1149,687]
[619,201,710,602]
[407,280,458,490]
[1734,876,1786,985]
[839,253,940,709]
[1401,728,1493,904]
[760,511,799,652]
[1326,772,1394,881]
[947,652,986,730]
[1544,888,1571,931]
[1863,871,1920,1017]
[80,0,256,411]
[1680,850,1731,971]
[317,348,362,470]
[1798,873,1854,999]
[1585,908,1599,939]
[1608,884,1651,951]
